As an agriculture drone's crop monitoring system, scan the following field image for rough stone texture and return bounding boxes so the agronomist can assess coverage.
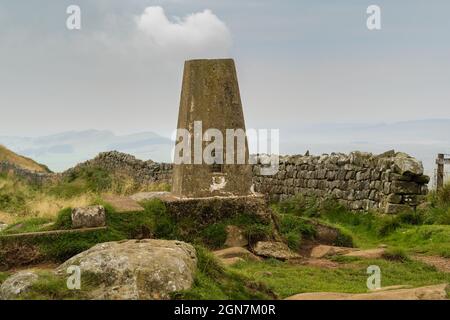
[253,241,301,260]
[63,151,172,187]
[71,205,106,229]
[310,245,357,259]
[285,283,449,300]
[224,225,248,248]
[102,195,144,212]
[252,151,429,213]
[0,161,54,185]
[172,59,253,198]
[213,247,261,262]
[162,194,273,228]
[56,239,197,300]
[0,271,39,300]
[343,248,386,259]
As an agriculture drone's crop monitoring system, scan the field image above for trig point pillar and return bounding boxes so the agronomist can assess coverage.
[172,59,253,198]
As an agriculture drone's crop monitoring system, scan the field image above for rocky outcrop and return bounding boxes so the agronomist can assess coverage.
[0,271,39,300]
[253,151,429,213]
[71,205,106,229]
[253,241,301,260]
[55,239,197,300]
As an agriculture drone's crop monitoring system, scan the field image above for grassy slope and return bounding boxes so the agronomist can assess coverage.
[1,180,449,299]
[0,145,50,172]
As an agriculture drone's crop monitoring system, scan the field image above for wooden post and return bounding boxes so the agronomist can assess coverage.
[436,153,444,190]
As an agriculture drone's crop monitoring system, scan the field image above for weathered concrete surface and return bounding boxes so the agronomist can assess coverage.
[172,59,253,198]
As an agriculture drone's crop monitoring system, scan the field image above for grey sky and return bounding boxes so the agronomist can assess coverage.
[1,0,449,137]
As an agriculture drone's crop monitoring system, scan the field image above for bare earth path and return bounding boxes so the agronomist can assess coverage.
[413,255,450,273]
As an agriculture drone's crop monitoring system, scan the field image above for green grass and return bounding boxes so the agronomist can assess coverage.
[18,271,91,300]
[230,258,450,299]
[172,246,275,300]
[274,193,450,258]
[1,217,54,235]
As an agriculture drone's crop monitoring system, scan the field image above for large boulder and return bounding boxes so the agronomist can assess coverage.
[56,239,197,300]
[253,241,301,260]
[392,153,424,176]
[71,205,106,229]
[0,271,39,300]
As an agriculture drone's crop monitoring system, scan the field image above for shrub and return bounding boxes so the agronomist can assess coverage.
[382,248,410,262]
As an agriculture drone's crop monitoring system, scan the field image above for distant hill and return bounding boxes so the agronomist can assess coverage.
[0,145,51,173]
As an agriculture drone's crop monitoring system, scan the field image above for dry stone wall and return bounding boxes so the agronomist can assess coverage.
[0,161,54,185]
[0,150,430,213]
[252,151,430,214]
[62,151,172,185]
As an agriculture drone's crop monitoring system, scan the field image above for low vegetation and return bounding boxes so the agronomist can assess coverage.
[273,187,450,258]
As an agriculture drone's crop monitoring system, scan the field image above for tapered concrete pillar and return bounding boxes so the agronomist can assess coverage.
[172,59,253,198]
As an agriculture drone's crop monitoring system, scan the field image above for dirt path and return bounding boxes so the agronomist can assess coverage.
[413,255,450,273]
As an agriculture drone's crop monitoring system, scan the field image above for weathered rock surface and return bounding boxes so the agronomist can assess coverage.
[343,248,386,259]
[56,239,197,300]
[71,205,106,229]
[224,225,248,248]
[221,257,245,266]
[285,283,449,300]
[253,241,301,260]
[213,247,261,262]
[310,245,357,259]
[0,271,39,300]
[102,195,144,212]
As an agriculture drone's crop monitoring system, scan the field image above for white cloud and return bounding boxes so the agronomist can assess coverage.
[135,6,232,58]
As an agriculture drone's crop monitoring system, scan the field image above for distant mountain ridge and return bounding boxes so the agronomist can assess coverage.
[0,119,449,176]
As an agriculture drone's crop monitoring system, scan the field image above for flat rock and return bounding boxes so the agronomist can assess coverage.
[224,225,248,248]
[0,271,39,300]
[71,205,106,229]
[213,247,261,261]
[102,194,144,212]
[221,257,245,266]
[310,245,357,259]
[253,241,301,260]
[56,239,197,300]
[344,248,386,259]
[285,284,449,300]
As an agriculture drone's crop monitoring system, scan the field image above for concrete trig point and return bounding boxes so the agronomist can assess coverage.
[172,59,253,198]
